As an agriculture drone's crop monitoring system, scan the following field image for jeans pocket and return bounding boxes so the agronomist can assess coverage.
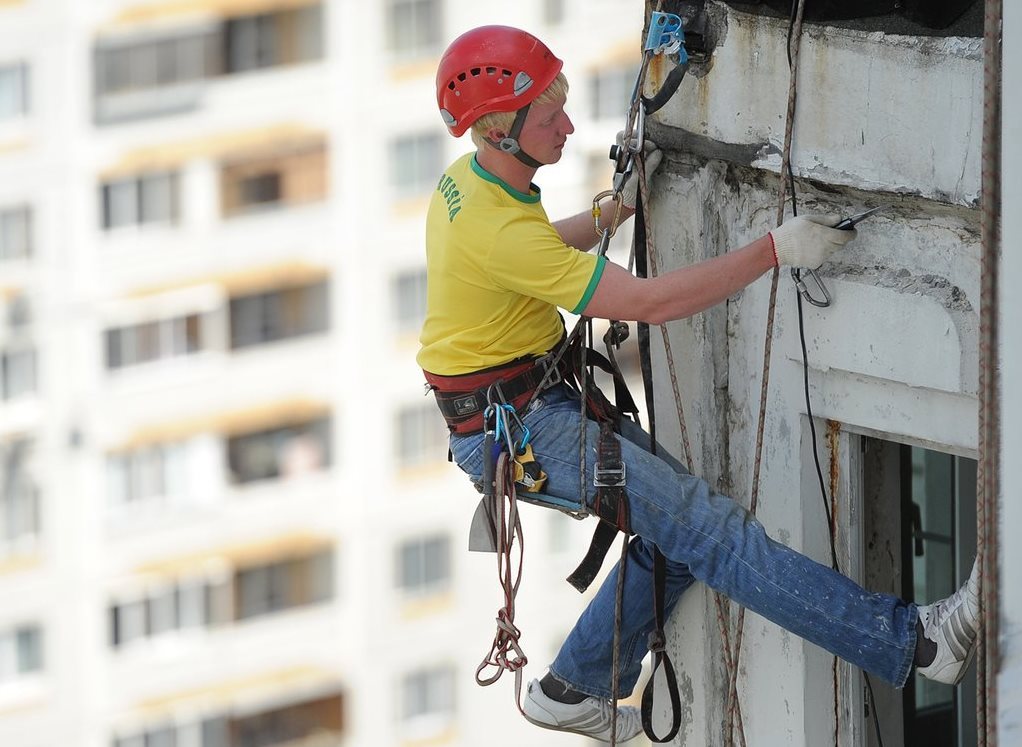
[450,433,485,478]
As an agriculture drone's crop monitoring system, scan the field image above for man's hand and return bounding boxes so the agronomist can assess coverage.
[769,214,856,268]
[617,132,663,209]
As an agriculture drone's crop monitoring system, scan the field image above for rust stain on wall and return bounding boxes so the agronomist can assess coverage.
[827,420,841,538]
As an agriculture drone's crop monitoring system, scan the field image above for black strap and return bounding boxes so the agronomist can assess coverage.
[642,62,688,116]
[632,182,683,743]
[486,104,544,169]
[566,521,619,593]
[640,548,682,742]
[431,362,551,425]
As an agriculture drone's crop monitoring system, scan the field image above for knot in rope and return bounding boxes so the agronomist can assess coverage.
[647,630,667,654]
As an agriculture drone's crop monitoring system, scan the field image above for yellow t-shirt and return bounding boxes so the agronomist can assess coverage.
[417,153,606,375]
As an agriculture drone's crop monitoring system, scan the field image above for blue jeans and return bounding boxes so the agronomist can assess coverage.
[449,383,918,699]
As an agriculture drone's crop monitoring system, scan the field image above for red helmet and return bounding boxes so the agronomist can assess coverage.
[436,25,564,137]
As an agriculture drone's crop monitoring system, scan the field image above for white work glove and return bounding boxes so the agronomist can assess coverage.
[617,131,663,209]
[769,214,856,268]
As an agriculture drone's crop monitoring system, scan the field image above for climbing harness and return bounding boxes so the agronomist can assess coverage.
[426,7,693,745]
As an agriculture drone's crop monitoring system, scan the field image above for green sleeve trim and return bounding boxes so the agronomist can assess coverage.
[571,255,607,314]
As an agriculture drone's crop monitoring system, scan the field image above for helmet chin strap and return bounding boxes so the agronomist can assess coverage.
[486,104,544,169]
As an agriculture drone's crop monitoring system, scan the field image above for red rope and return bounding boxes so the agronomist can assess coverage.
[475,453,530,716]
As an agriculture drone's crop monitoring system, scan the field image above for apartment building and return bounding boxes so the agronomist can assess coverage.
[0,1,649,746]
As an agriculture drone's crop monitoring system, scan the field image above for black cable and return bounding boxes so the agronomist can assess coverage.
[785,2,884,743]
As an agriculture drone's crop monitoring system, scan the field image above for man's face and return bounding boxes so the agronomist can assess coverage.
[518,95,574,165]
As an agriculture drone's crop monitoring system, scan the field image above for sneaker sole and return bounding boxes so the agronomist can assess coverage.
[522,710,637,742]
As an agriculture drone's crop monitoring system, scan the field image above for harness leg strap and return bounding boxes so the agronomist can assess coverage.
[566,422,632,593]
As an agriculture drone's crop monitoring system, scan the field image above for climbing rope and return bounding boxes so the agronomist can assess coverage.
[721,1,807,742]
[473,408,529,716]
[976,0,1002,743]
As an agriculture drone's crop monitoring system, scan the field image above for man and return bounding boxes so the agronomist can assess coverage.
[418,25,979,742]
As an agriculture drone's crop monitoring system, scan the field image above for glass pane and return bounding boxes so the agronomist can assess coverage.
[393,269,427,330]
[0,64,27,119]
[0,207,31,260]
[177,581,207,629]
[129,44,159,90]
[2,348,36,398]
[236,566,271,619]
[104,180,139,229]
[140,172,175,224]
[15,627,41,673]
[106,328,123,369]
[909,447,955,713]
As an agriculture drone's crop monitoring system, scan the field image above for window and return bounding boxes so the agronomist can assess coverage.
[1,293,36,401]
[401,666,454,723]
[396,404,447,467]
[106,442,188,509]
[112,694,342,747]
[228,280,328,349]
[225,14,276,73]
[239,172,281,206]
[0,438,40,549]
[544,0,567,25]
[0,206,31,261]
[231,693,343,746]
[386,0,442,58]
[95,35,210,97]
[590,64,638,121]
[104,313,202,370]
[389,132,444,196]
[226,415,331,484]
[100,171,179,229]
[1,345,35,400]
[0,625,43,682]
[223,5,324,73]
[0,62,28,121]
[860,438,978,746]
[392,268,427,334]
[220,142,327,217]
[397,535,450,595]
[234,548,333,620]
[109,579,211,648]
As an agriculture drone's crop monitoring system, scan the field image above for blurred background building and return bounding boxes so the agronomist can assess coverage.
[0,0,648,745]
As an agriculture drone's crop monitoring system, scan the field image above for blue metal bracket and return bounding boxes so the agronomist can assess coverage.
[644,11,687,62]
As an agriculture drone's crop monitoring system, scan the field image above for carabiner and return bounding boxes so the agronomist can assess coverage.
[591,189,624,242]
[791,268,832,308]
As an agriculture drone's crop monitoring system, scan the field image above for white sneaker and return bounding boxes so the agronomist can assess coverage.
[522,678,643,742]
[916,559,980,685]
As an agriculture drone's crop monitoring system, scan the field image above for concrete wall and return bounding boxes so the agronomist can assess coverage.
[643,3,986,744]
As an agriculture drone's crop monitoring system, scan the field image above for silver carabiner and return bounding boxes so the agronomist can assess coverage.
[791,268,832,308]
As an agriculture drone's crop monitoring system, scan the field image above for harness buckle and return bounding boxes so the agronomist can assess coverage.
[594,462,626,488]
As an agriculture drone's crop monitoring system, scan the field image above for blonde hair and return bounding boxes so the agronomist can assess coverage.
[470,72,569,149]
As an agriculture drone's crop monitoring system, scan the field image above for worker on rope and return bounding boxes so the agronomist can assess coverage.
[418,25,980,742]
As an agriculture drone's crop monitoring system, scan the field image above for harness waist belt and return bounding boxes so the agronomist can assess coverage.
[424,357,560,434]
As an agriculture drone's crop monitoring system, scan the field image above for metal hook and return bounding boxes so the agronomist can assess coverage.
[791,268,832,308]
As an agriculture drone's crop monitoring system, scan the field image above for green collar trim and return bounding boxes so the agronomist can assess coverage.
[471,155,541,203]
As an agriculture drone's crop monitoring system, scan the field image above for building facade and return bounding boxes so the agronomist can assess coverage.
[0,1,651,745]
[641,2,1016,746]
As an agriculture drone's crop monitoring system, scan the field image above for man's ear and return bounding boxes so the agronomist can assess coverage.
[484,127,507,143]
